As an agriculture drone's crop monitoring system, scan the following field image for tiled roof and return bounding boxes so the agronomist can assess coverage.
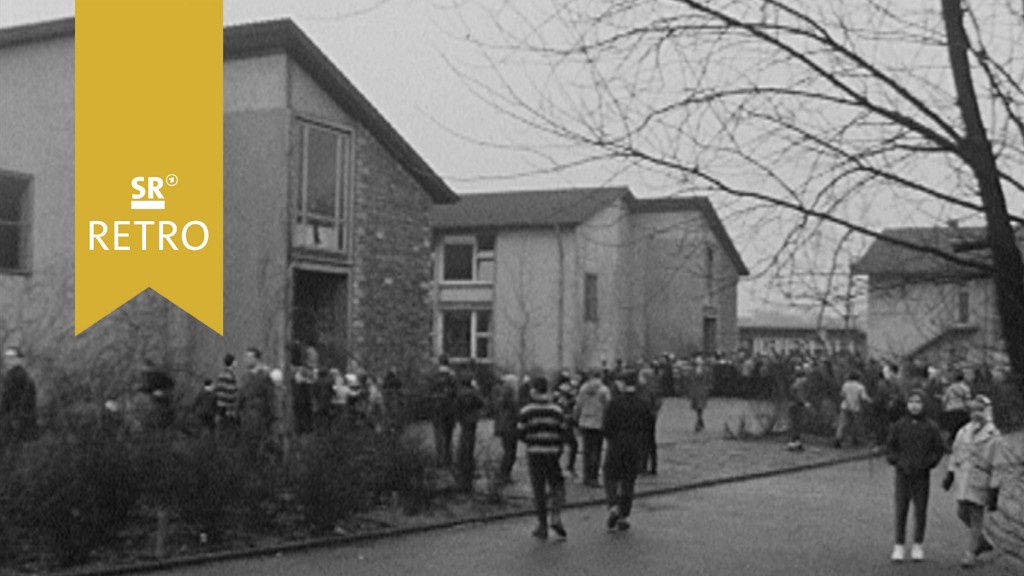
[430,187,633,229]
[0,17,458,205]
[851,227,993,278]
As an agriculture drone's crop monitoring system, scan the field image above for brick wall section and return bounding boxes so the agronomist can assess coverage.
[986,431,1024,566]
[349,125,435,383]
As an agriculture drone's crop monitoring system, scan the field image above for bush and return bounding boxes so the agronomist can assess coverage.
[378,434,433,514]
[9,429,140,566]
[293,420,384,533]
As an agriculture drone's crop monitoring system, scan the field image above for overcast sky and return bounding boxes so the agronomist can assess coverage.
[1,0,634,192]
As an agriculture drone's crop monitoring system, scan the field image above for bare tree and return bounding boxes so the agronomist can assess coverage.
[449,0,1024,403]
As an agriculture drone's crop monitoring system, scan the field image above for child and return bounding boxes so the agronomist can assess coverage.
[518,376,568,540]
[885,389,946,562]
[943,395,1001,568]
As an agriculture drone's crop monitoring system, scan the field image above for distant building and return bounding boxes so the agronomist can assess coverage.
[739,315,865,357]
[851,227,1004,366]
[429,188,748,374]
[0,19,456,395]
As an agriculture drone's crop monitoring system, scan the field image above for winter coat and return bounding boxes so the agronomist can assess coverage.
[886,414,945,475]
[949,420,1001,506]
[689,369,712,411]
[0,365,37,442]
[602,389,648,479]
[492,376,521,438]
[574,378,611,431]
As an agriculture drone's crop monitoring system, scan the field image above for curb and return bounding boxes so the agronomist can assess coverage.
[55,451,879,576]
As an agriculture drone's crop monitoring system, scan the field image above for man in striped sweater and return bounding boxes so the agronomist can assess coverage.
[518,376,568,540]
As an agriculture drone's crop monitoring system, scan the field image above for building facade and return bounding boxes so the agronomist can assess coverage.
[0,19,456,402]
[852,227,1005,366]
[738,319,866,357]
[430,188,747,374]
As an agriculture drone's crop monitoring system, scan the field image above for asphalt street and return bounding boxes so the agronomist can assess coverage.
[161,459,1015,576]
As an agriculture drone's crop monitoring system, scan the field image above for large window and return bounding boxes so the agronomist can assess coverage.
[0,172,30,273]
[441,234,495,283]
[295,122,351,252]
[584,273,598,323]
[442,309,492,360]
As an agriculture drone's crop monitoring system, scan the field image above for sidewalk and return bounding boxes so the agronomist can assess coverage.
[371,397,875,529]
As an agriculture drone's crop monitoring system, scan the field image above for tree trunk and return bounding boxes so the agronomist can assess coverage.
[942,0,1024,413]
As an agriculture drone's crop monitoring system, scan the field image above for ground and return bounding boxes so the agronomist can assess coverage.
[154,460,1015,576]
[107,397,1014,576]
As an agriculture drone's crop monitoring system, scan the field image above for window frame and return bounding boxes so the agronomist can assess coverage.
[0,170,32,276]
[439,234,495,285]
[294,119,354,255]
[440,308,493,361]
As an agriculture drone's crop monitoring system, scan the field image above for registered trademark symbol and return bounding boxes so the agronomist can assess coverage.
[166,174,179,187]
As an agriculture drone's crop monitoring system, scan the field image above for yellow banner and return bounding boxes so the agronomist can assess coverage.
[75,0,223,335]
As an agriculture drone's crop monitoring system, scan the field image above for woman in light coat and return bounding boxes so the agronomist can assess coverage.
[943,395,1001,567]
[575,371,611,487]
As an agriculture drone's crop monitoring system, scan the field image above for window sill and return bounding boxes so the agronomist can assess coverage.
[438,280,495,287]
[291,247,351,266]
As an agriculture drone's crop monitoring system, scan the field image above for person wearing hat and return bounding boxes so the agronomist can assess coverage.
[602,371,648,531]
[518,376,568,540]
[885,389,946,562]
[944,395,1002,568]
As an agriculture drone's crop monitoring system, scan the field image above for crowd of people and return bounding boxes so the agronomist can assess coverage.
[0,341,1013,568]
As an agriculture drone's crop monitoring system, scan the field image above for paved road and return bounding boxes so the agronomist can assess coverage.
[165,460,1014,576]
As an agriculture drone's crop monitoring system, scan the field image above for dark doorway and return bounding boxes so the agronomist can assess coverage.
[292,270,348,370]
[703,316,718,355]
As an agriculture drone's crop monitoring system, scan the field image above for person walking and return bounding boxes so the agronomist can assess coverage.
[429,355,458,468]
[787,363,812,452]
[939,370,972,442]
[453,373,485,493]
[690,355,713,433]
[638,367,662,474]
[835,371,872,448]
[575,370,611,487]
[554,371,580,477]
[493,373,522,486]
[0,346,37,445]
[943,395,1001,568]
[603,372,648,531]
[885,390,946,563]
[518,376,568,541]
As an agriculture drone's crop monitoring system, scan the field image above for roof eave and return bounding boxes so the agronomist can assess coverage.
[0,17,458,205]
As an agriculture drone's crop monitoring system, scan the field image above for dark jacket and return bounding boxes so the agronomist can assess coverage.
[886,413,945,475]
[0,365,37,442]
[602,389,648,478]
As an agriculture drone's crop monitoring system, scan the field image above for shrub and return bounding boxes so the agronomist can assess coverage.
[10,428,140,566]
[169,434,247,536]
[293,420,383,533]
[378,434,434,514]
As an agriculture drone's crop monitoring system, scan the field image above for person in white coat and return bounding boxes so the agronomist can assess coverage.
[943,395,1001,567]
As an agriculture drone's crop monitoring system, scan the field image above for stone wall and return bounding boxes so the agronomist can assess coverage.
[348,124,435,383]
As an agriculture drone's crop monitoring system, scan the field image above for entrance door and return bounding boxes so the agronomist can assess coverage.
[292,270,348,370]
[702,316,718,355]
